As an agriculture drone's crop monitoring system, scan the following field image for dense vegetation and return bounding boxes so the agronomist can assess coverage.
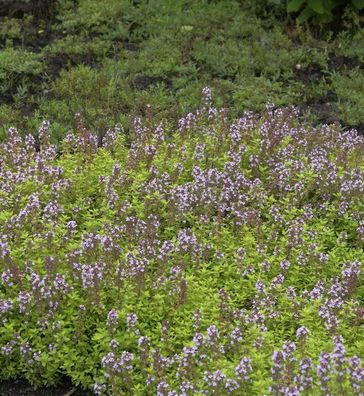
[1,1,364,395]
[286,0,364,24]
[0,0,363,143]
[1,91,364,394]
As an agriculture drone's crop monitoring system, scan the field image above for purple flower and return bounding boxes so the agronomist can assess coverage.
[332,335,347,382]
[93,383,107,395]
[107,309,119,328]
[271,274,285,289]
[194,143,205,161]
[206,325,219,346]
[255,280,266,294]
[119,351,134,370]
[0,299,13,315]
[230,327,243,345]
[18,291,31,314]
[193,332,205,349]
[296,326,309,342]
[201,86,213,108]
[138,335,150,349]
[0,241,10,259]
[317,352,331,394]
[225,378,240,393]
[1,340,16,356]
[349,356,364,395]
[156,380,169,396]
[192,309,202,331]
[294,357,313,392]
[204,369,226,390]
[109,339,119,350]
[126,312,139,334]
[235,357,252,382]
[271,350,285,381]
[280,259,291,271]
[282,341,296,362]
[180,380,196,394]
[43,201,63,222]
[103,129,118,149]
[310,280,324,300]
[286,286,296,300]
[67,220,77,233]
[25,134,36,151]
[53,274,70,293]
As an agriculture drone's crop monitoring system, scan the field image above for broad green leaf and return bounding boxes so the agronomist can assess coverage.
[92,329,109,342]
[297,6,316,22]
[287,0,306,12]
[308,0,325,14]
[352,0,364,9]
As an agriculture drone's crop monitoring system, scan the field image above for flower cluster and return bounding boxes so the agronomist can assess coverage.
[0,91,364,394]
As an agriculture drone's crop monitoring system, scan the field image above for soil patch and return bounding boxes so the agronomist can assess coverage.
[121,41,139,52]
[301,91,339,125]
[328,53,363,71]
[44,53,102,79]
[294,62,327,83]
[0,377,93,396]
[354,123,364,134]
[0,0,57,19]
[133,74,173,90]
[294,54,363,85]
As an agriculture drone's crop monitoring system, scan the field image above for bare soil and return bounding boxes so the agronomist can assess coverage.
[0,378,93,396]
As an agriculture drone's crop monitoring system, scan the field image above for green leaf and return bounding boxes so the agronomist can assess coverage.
[181,25,194,33]
[297,6,316,22]
[308,0,325,14]
[92,329,108,342]
[287,0,306,12]
[352,0,364,10]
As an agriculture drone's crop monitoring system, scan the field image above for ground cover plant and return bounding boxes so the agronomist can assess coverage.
[276,0,364,24]
[0,0,363,142]
[1,89,364,394]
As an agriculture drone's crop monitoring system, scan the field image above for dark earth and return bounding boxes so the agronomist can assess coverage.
[0,377,94,396]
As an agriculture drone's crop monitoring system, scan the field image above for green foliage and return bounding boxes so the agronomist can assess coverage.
[287,0,364,24]
[0,48,42,77]
[332,68,364,127]
[0,0,363,140]
[0,18,22,44]
[1,102,364,393]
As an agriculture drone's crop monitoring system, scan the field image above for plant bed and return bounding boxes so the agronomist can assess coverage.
[1,90,364,394]
[0,377,93,396]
